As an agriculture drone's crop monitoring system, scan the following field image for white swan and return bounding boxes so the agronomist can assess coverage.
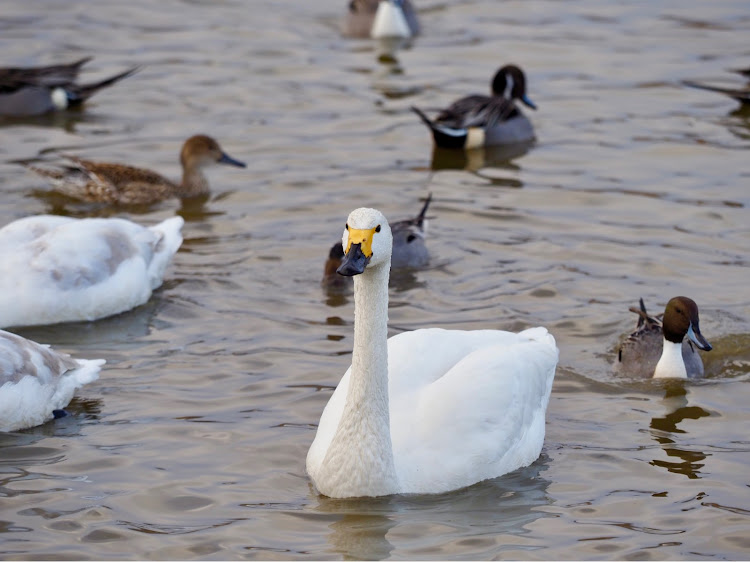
[0,215,183,328]
[0,329,104,432]
[306,207,558,498]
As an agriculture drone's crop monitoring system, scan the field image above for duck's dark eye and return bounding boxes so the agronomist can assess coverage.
[407,234,416,243]
[375,225,381,233]
[345,223,349,231]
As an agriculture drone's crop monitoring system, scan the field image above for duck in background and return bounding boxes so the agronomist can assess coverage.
[411,64,537,150]
[308,207,558,497]
[0,57,137,117]
[0,215,184,328]
[0,329,104,432]
[322,194,432,289]
[26,135,246,206]
[344,0,419,39]
[615,297,712,379]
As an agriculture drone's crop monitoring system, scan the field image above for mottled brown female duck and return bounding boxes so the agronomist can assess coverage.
[28,135,246,205]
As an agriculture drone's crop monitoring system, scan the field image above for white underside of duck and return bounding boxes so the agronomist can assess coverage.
[653,339,688,379]
[371,1,411,39]
[0,215,183,328]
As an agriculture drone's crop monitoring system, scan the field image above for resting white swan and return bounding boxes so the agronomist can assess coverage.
[306,207,558,498]
[0,329,104,432]
[0,215,183,328]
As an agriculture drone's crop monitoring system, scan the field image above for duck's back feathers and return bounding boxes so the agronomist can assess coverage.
[0,215,183,328]
[390,193,431,268]
[0,330,104,432]
[29,156,177,205]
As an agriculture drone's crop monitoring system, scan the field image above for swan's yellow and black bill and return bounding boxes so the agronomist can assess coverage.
[337,226,378,276]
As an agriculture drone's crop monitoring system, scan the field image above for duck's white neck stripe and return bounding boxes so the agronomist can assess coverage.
[654,338,687,379]
[503,75,514,99]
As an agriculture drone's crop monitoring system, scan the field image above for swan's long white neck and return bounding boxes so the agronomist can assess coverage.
[654,338,687,379]
[318,258,399,497]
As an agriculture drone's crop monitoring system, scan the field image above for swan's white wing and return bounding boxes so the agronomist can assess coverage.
[0,330,104,431]
[390,327,558,493]
[308,326,559,495]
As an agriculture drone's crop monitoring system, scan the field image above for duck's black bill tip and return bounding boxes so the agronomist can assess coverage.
[521,94,537,110]
[219,153,247,168]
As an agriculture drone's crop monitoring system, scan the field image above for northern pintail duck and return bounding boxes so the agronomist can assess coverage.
[0,329,104,431]
[682,68,750,105]
[307,207,558,497]
[0,215,183,328]
[0,57,137,117]
[411,64,537,150]
[27,135,246,205]
[322,194,432,287]
[345,0,419,39]
[615,297,712,379]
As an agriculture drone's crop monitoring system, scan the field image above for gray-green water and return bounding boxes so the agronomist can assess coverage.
[1,0,749,559]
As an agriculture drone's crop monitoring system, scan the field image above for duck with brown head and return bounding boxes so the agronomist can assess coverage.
[616,297,712,379]
[27,134,246,205]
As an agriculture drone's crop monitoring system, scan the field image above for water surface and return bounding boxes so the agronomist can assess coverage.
[1,0,749,559]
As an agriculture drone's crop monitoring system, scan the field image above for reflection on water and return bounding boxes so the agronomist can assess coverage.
[313,457,551,559]
[649,382,712,480]
[429,142,534,174]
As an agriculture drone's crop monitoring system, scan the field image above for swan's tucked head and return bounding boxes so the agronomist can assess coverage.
[337,208,393,276]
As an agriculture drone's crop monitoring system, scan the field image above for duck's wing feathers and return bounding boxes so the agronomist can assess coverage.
[0,58,91,93]
[436,94,519,129]
[59,156,176,204]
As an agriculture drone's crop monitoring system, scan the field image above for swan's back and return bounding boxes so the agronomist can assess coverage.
[0,330,104,431]
[0,215,183,328]
[309,326,558,495]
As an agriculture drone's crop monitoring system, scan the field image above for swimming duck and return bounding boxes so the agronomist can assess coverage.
[322,194,432,288]
[411,65,537,150]
[0,57,137,117]
[27,135,246,205]
[615,297,712,379]
[307,207,558,498]
[0,330,104,432]
[345,0,419,39]
[0,215,184,329]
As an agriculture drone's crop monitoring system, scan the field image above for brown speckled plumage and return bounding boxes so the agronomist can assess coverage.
[28,134,245,205]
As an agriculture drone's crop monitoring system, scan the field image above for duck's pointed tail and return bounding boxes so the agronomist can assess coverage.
[410,106,468,149]
[68,66,140,105]
[415,192,432,228]
[682,80,750,104]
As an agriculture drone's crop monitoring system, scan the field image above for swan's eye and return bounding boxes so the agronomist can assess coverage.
[375,225,381,233]
[407,234,416,243]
